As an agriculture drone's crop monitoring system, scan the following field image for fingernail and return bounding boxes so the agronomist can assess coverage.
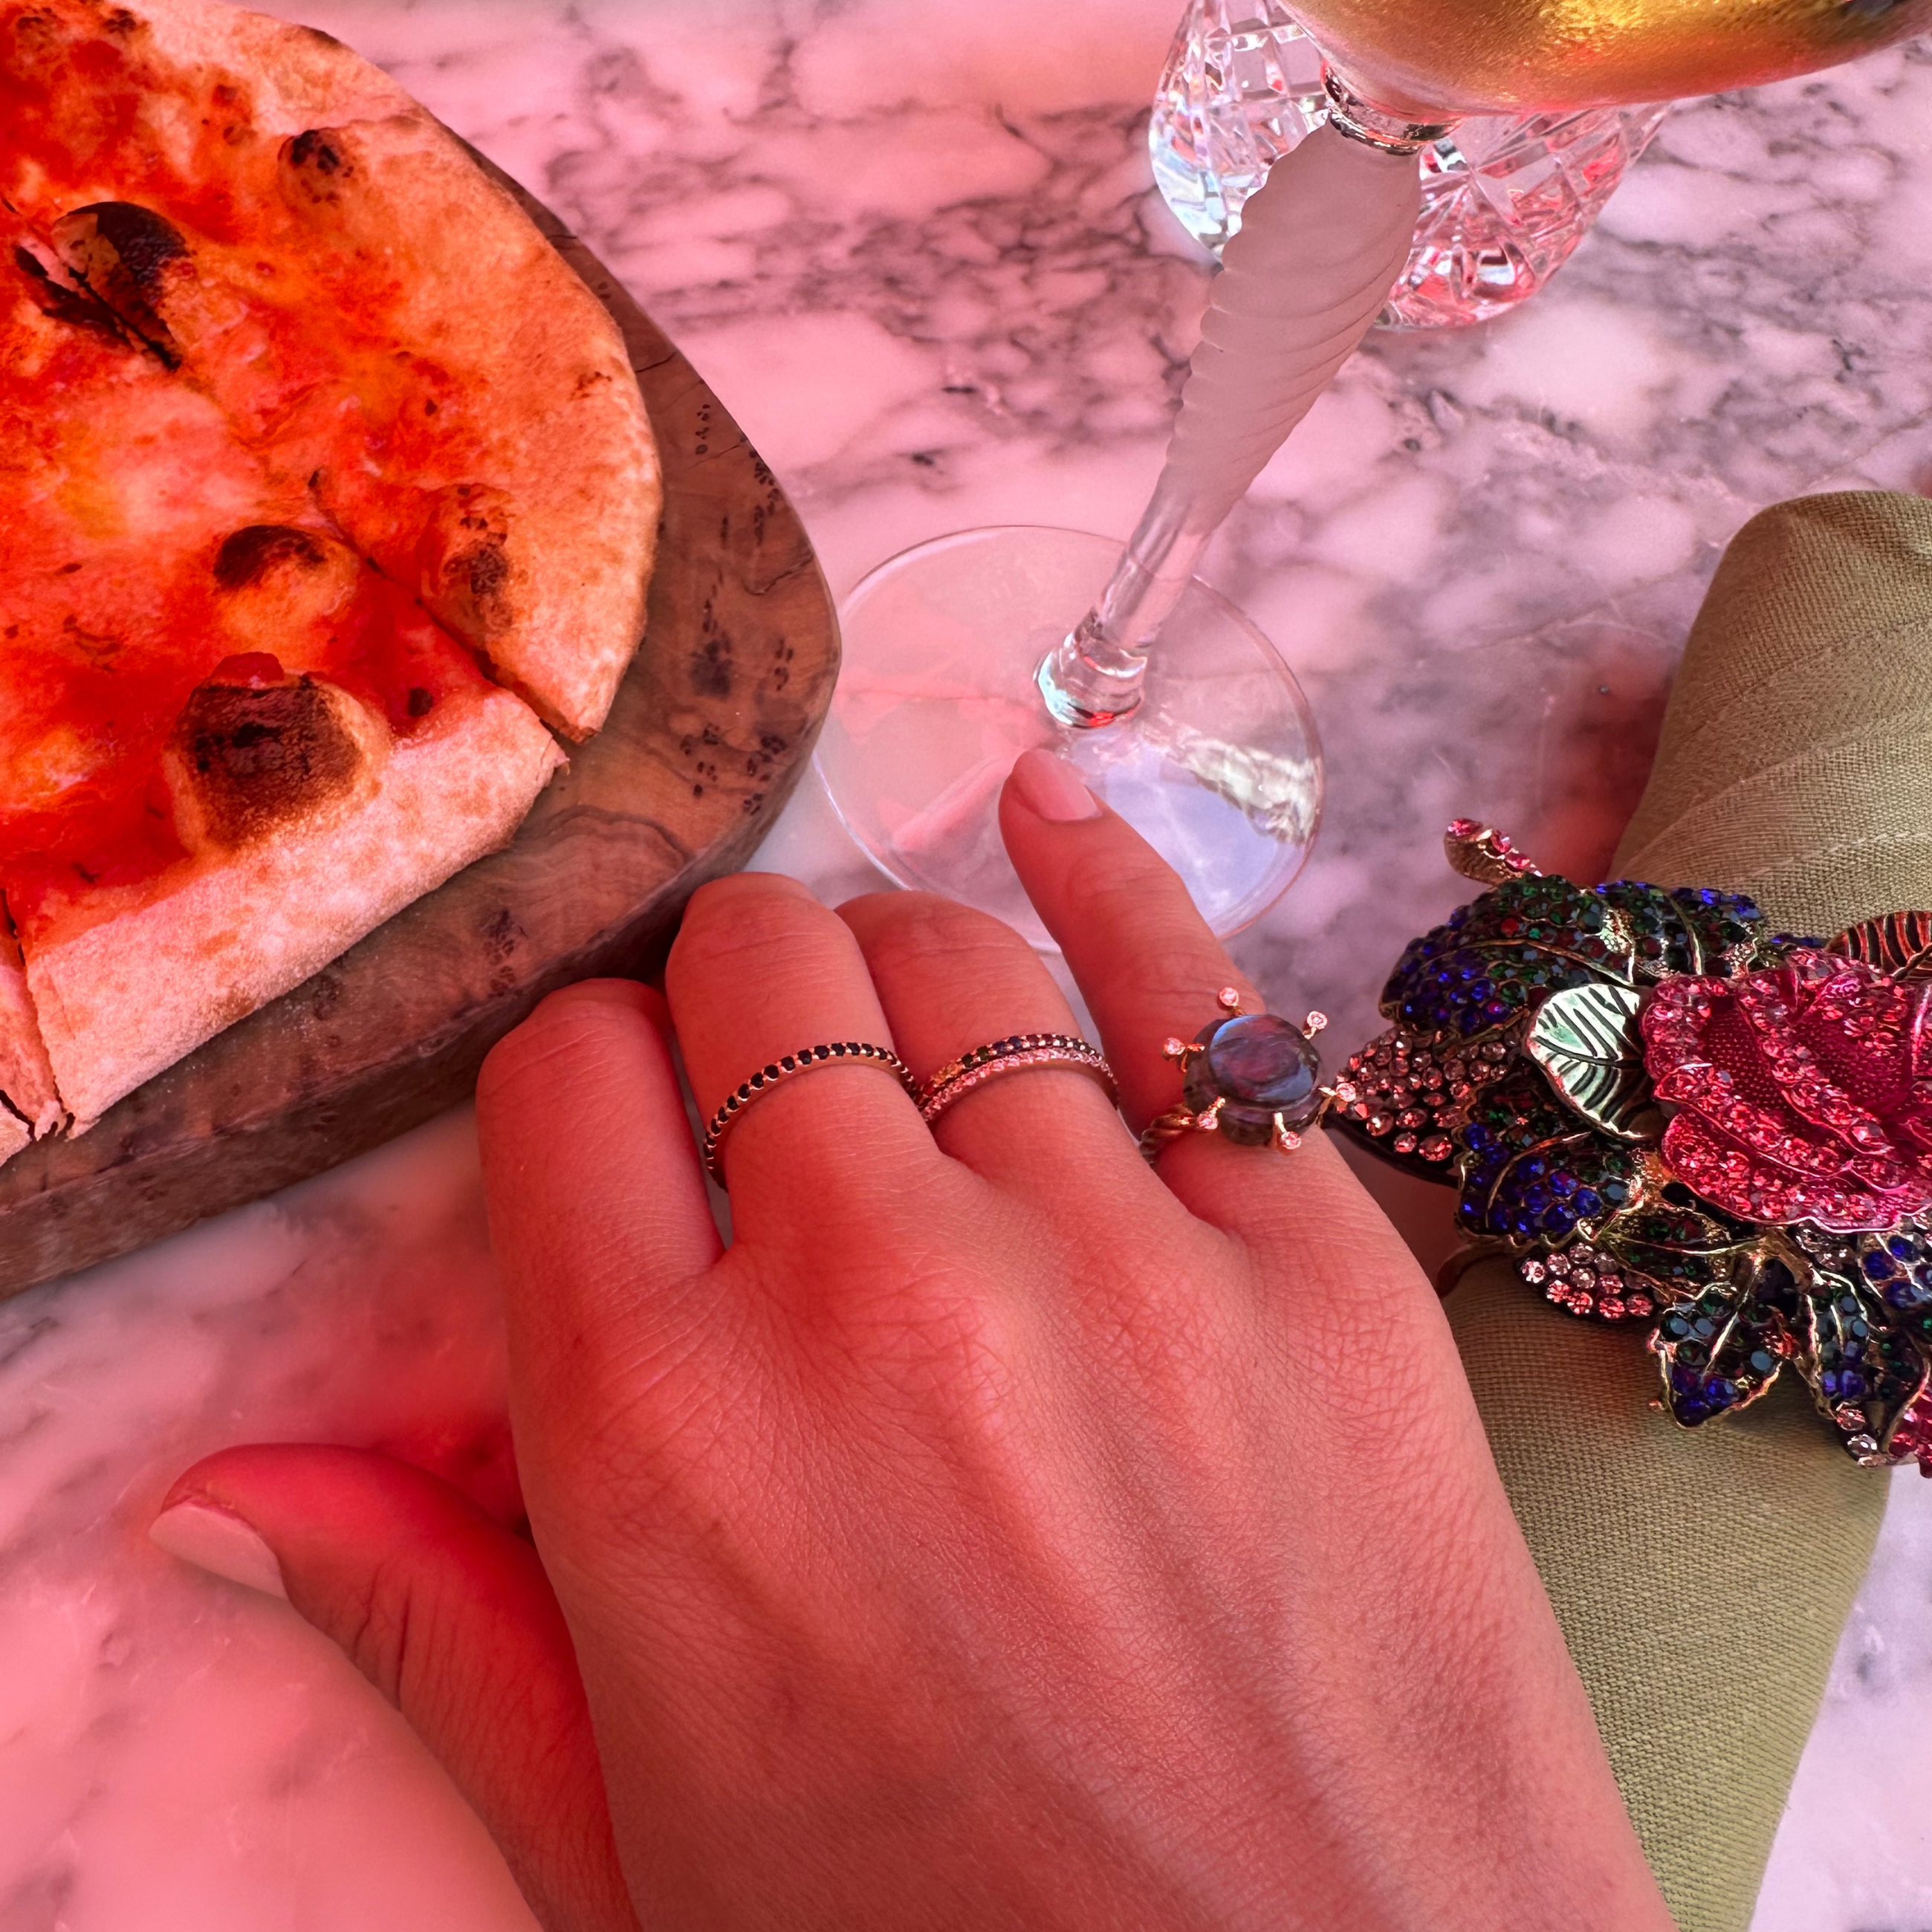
[150,1499,288,1601]
[1011,748,1100,823]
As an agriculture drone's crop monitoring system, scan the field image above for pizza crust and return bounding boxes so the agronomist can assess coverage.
[22,686,563,1132]
[35,0,661,740]
[268,109,660,739]
[0,919,63,1138]
[106,0,418,130]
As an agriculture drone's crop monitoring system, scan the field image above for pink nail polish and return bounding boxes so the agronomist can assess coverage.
[151,1500,289,1601]
[1011,748,1100,823]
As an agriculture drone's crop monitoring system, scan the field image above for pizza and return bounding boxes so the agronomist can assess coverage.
[0,0,661,1167]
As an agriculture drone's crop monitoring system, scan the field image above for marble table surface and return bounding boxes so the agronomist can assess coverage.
[5,1,1931,1925]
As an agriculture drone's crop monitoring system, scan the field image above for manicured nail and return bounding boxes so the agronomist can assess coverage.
[1011,748,1100,823]
[150,1499,288,1601]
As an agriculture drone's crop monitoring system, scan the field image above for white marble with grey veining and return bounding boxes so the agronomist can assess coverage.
[2,1,1930,1924]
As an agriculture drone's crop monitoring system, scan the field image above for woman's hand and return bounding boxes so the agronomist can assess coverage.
[152,751,1671,1931]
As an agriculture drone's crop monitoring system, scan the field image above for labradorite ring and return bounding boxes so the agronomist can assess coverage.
[1138,988,1333,1162]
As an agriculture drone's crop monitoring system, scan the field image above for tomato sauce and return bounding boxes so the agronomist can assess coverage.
[0,1,525,940]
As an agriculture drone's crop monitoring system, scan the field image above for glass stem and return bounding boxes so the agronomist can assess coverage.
[1037,94,1448,735]
[1036,467,1216,728]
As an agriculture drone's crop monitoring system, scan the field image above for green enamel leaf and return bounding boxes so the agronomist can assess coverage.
[1525,984,1662,1141]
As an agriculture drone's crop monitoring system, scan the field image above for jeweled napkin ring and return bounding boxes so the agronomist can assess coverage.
[702,1041,920,1187]
[1336,816,1932,1476]
[919,1033,1115,1126]
[1140,988,1332,1161]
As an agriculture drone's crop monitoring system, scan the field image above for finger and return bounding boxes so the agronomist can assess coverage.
[477,978,723,1395]
[999,749,1267,1127]
[837,891,1143,1189]
[664,872,940,1225]
[999,749,1378,1242]
[149,1445,640,1932]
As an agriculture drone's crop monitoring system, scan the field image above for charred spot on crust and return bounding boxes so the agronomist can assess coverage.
[419,483,519,640]
[58,202,185,292]
[445,536,513,636]
[10,11,59,52]
[467,543,509,599]
[50,204,185,364]
[209,529,360,645]
[282,128,357,210]
[213,524,326,589]
[172,677,364,847]
[290,128,346,172]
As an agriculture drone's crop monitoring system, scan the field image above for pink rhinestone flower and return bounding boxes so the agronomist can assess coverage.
[1641,950,1932,1234]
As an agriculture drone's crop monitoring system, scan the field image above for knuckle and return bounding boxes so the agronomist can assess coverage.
[1057,855,1250,999]
[1071,1224,1236,1380]
[779,1213,1023,1418]
[1066,840,1184,924]
[1141,962,1249,1014]
[863,892,1031,979]
[568,1370,733,1523]
[479,984,649,1107]
[670,875,838,985]
[332,1559,415,1708]
[540,1286,763,1520]
[684,873,811,923]
[833,888,901,933]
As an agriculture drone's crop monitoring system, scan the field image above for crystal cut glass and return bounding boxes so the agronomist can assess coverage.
[1149,0,1670,327]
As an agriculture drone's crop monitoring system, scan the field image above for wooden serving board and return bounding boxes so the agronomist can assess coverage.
[0,169,839,1298]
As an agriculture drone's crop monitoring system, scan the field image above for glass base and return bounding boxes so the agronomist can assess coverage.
[815,527,1323,949]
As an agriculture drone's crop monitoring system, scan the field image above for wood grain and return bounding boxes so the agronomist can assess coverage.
[0,174,838,1297]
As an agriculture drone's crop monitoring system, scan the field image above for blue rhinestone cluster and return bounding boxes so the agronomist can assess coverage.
[1383,875,1610,1038]
[1456,1070,1637,1245]
[1856,1231,1932,1311]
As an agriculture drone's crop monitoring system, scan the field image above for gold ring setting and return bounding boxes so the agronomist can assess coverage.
[918,1032,1115,1127]
[1139,988,1333,1162]
[702,1040,920,1187]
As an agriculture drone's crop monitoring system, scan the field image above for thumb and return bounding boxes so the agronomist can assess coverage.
[150,1445,640,1932]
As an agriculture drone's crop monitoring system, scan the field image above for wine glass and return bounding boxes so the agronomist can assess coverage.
[816,0,1930,947]
[1147,0,1672,329]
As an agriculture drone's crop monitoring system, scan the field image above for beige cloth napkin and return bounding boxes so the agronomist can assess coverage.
[1448,490,1932,1931]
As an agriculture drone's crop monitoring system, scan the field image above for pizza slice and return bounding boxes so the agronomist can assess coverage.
[0,217,563,1141]
[0,0,663,1161]
[2,0,660,741]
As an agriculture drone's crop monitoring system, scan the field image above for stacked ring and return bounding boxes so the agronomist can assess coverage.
[918,1033,1115,1127]
[701,1040,920,1187]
